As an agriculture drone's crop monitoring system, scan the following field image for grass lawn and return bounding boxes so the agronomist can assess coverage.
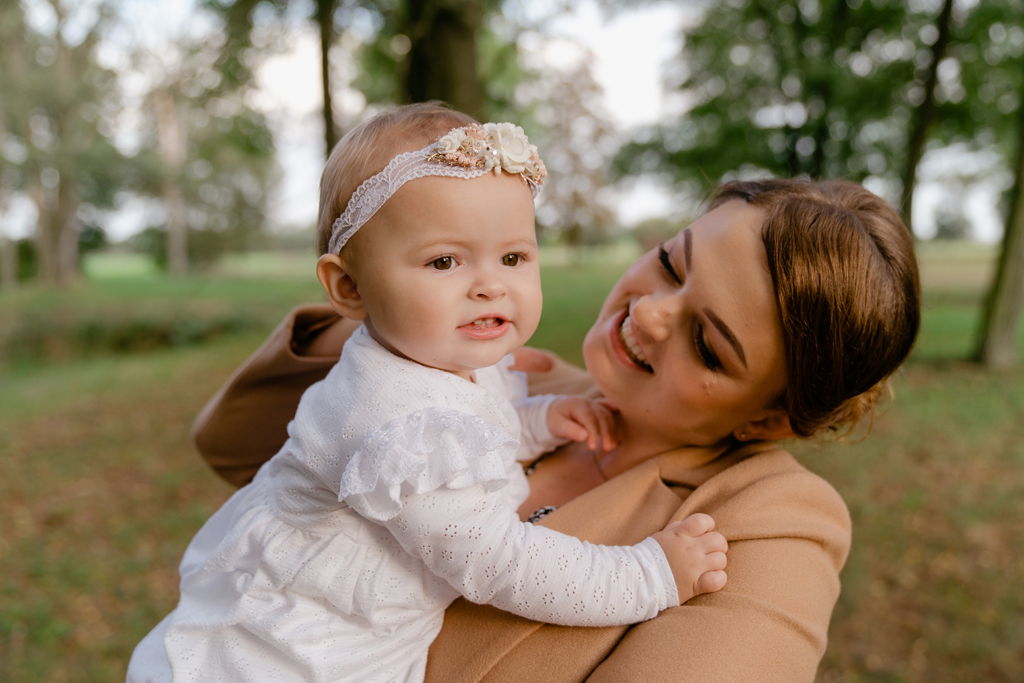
[2,242,1022,681]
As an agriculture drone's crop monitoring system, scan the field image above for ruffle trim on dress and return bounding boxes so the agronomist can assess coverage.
[338,407,520,521]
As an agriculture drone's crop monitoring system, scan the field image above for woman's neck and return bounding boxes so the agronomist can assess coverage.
[596,415,723,480]
[594,418,673,479]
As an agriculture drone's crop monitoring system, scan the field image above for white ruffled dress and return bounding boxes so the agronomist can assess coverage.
[128,326,678,682]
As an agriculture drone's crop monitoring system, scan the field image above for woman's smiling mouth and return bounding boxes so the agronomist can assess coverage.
[617,314,654,373]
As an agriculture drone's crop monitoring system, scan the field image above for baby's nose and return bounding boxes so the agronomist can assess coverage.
[470,275,507,300]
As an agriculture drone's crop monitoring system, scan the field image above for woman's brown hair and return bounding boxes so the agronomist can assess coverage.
[316,102,477,255]
[711,178,921,437]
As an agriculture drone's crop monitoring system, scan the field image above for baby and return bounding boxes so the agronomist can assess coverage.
[128,103,727,682]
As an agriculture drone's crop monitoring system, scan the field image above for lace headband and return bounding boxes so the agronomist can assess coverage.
[327,122,547,254]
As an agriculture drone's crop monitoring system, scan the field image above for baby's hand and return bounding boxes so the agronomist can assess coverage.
[547,397,618,452]
[652,513,728,604]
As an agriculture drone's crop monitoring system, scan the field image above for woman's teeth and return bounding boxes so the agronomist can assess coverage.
[619,316,652,370]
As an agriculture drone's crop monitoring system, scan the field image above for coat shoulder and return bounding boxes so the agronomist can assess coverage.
[690,447,852,567]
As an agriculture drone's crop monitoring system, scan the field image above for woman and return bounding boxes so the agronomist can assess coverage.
[191,178,919,681]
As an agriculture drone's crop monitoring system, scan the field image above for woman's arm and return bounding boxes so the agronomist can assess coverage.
[191,305,357,487]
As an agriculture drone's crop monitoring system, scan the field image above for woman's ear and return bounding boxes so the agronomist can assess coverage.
[316,253,367,320]
[734,408,794,442]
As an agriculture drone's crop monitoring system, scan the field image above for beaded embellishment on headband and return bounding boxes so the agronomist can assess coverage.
[327,122,547,254]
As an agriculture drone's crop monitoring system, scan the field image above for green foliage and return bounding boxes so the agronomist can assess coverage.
[351,0,521,119]
[200,0,293,90]
[127,33,278,271]
[938,0,1024,157]
[0,255,322,369]
[615,1,963,193]
[0,1,133,283]
[78,224,108,255]
[10,226,108,283]
[15,239,36,281]
[932,203,972,241]
[128,226,233,272]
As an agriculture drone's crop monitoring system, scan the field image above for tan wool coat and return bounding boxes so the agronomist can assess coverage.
[192,306,851,682]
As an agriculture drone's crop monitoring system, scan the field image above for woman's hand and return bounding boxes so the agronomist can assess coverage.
[292,314,357,358]
[652,513,728,604]
[509,346,555,374]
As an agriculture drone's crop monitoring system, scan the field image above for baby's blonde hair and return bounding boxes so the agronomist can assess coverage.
[317,102,478,255]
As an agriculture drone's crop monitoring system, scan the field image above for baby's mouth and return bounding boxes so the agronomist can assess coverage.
[467,317,505,328]
[619,315,653,373]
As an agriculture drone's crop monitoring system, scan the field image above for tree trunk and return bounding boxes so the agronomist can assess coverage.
[974,98,1024,368]
[0,237,16,289]
[316,0,338,156]
[0,171,15,288]
[402,0,484,120]
[56,179,79,285]
[154,86,189,275]
[808,0,849,179]
[899,0,955,231]
[31,194,79,285]
[163,181,188,275]
[30,179,60,285]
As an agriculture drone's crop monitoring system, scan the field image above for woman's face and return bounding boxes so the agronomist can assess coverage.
[583,199,789,450]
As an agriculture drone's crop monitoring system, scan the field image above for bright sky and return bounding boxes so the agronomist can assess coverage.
[255,1,693,233]
[1,0,1004,242]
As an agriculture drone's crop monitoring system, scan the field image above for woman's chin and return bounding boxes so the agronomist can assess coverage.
[581,326,602,376]
[581,327,616,401]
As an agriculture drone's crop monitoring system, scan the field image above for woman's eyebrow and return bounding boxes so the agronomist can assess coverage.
[703,307,748,369]
[686,227,746,367]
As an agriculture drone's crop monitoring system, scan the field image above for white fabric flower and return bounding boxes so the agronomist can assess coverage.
[484,123,535,174]
[435,129,466,153]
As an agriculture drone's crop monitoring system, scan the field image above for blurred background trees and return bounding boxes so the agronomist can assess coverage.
[1,0,1022,364]
[0,1,126,286]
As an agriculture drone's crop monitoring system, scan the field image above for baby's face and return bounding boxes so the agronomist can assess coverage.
[349,172,542,379]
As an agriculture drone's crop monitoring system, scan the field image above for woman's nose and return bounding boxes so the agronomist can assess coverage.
[630,293,682,342]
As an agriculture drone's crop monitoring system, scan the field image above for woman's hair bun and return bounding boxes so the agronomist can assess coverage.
[711,178,920,440]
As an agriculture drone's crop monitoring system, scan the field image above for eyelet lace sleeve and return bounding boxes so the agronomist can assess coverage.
[381,482,680,627]
[338,407,520,521]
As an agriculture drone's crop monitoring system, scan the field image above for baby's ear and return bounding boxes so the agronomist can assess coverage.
[316,254,366,320]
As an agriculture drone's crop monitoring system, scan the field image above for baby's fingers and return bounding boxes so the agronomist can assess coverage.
[571,406,603,451]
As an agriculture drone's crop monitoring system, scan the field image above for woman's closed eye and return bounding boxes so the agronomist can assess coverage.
[658,244,683,285]
[693,321,723,371]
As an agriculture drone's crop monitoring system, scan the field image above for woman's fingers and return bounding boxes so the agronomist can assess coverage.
[509,347,554,374]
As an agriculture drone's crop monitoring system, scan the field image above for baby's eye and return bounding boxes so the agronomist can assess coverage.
[430,256,455,270]
[501,253,522,267]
